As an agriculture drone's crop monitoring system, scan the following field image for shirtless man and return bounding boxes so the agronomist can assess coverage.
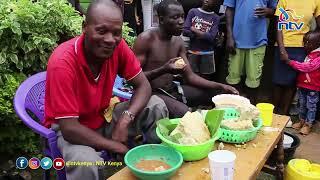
[133,0,238,118]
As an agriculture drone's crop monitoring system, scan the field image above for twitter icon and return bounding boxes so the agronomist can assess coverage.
[40,157,53,170]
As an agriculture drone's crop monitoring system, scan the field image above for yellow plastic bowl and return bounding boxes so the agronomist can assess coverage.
[285,159,320,180]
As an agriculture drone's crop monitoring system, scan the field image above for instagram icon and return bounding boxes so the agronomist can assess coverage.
[28,157,40,170]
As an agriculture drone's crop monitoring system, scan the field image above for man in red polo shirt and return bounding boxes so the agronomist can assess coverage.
[44,0,168,179]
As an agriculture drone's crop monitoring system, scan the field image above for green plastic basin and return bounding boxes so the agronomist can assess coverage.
[156,118,222,161]
[124,144,183,180]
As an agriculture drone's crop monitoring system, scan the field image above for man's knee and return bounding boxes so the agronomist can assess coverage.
[63,146,103,180]
[64,145,103,162]
[146,95,169,114]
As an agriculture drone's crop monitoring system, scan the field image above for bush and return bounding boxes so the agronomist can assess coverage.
[0,0,83,156]
[0,0,136,157]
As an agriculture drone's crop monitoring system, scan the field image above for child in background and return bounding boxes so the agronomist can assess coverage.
[183,0,220,80]
[282,31,320,135]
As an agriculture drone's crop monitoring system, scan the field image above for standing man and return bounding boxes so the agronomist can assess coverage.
[224,0,277,104]
[44,0,168,179]
[133,0,238,118]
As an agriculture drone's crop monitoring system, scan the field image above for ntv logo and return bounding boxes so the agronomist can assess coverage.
[278,7,304,31]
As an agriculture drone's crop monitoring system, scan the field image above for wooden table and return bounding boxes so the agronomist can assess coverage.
[109,114,289,180]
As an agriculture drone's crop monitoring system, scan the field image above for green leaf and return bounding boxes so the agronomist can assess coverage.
[8,53,18,65]
[0,52,6,64]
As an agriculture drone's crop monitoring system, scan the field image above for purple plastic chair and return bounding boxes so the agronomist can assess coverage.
[13,71,67,180]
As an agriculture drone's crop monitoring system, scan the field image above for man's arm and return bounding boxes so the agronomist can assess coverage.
[124,72,151,116]
[255,0,276,18]
[277,22,289,61]
[177,39,238,94]
[225,7,236,55]
[111,72,152,143]
[59,118,128,153]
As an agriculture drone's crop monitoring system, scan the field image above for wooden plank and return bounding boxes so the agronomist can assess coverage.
[108,114,289,180]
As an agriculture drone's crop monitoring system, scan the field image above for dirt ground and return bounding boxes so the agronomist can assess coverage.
[287,121,320,163]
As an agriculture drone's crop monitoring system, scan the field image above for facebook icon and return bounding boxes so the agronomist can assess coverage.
[16,157,28,169]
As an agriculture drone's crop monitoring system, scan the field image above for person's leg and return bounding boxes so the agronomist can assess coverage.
[301,90,319,135]
[106,95,169,144]
[272,84,283,114]
[280,86,296,115]
[52,124,104,180]
[244,46,266,104]
[226,48,245,87]
[293,88,307,129]
[181,85,220,108]
[155,94,189,118]
[289,91,299,116]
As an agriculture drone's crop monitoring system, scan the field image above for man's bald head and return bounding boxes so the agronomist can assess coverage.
[83,0,124,63]
[85,0,123,25]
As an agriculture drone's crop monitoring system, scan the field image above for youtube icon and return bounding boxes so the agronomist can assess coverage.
[53,158,65,170]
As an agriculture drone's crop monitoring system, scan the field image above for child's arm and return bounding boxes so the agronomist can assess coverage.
[287,57,320,73]
[183,10,195,38]
[192,16,220,43]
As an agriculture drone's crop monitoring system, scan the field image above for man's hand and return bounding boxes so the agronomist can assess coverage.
[112,114,131,144]
[226,37,236,55]
[163,58,186,75]
[221,84,239,94]
[254,7,274,17]
[191,27,205,38]
[110,141,129,154]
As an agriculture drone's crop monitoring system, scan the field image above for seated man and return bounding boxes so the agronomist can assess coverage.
[133,0,238,118]
[43,0,168,179]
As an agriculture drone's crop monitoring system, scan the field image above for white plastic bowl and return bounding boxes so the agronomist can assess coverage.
[284,134,294,149]
[212,94,250,108]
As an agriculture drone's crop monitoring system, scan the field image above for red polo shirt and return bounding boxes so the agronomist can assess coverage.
[44,34,142,129]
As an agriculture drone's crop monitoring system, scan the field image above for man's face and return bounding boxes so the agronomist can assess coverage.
[161,4,184,36]
[84,7,122,62]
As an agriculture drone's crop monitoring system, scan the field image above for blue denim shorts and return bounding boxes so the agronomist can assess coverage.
[272,47,306,86]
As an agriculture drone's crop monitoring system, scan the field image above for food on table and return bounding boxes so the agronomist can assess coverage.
[170,111,210,145]
[174,57,186,69]
[135,159,171,172]
[221,103,260,131]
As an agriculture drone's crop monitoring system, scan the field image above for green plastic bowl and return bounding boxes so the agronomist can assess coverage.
[156,118,222,161]
[124,144,183,180]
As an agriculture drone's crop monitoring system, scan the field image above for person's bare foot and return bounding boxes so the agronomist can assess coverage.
[292,120,304,130]
[300,123,312,135]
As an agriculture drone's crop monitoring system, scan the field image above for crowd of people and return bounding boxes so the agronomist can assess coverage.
[45,0,320,179]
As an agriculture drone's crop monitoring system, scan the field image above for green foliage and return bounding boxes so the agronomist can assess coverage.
[0,72,41,155]
[0,0,83,156]
[0,0,83,74]
[0,0,136,157]
[122,22,136,47]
